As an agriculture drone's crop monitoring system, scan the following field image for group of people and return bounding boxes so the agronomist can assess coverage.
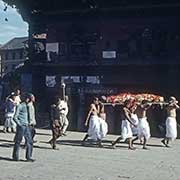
[80,96,179,150]
[3,89,21,133]
[2,89,37,162]
[49,96,69,150]
[1,90,179,161]
[2,89,70,160]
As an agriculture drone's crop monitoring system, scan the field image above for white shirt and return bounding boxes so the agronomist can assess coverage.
[58,100,68,116]
[14,95,21,105]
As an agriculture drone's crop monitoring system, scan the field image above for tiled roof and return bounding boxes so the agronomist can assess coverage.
[0,37,28,50]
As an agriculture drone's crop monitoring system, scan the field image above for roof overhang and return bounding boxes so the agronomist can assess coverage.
[3,0,180,22]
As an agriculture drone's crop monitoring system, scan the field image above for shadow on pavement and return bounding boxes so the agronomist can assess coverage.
[0,139,13,143]
[132,142,163,148]
[33,145,52,150]
[146,143,164,148]
[0,156,27,162]
[0,156,14,161]
[35,132,51,136]
[55,139,129,150]
[0,141,54,150]
[56,139,164,150]
[0,143,14,148]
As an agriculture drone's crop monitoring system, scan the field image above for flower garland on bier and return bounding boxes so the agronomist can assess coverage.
[102,93,164,105]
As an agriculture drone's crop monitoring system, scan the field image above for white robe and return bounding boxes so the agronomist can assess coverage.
[88,115,101,140]
[4,98,16,129]
[131,113,139,135]
[88,115,108,140]
[121,119,133,141]
[99,118,108,140]
[4,112,16,128]
[166,117,177,141]
[138,117,151,140]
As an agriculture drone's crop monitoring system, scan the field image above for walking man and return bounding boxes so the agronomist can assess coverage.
[58,96,69,136]
[82,97,108,147]
[161,96,179,147]
[12,94,35,162]
[27,93,37,142]
[49,96,64,150]
[132,100,151,149]
[112,100,136,150]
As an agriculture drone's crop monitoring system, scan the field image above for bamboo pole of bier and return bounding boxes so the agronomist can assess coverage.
[102,101,169,106]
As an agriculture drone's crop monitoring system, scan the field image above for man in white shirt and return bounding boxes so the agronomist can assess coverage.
[58,96,69,135]
[14,89,21,105]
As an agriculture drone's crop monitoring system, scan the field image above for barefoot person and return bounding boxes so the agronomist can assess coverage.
[49,96,63,150]
[161,96,179,147]
[98,102,108,146]
[112,99,136,150]
[130,104,139,136]
[82,97,106,147]
[58,96,69,136]
[132,100,151,149]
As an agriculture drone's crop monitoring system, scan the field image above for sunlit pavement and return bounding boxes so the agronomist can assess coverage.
[0,126,180,180]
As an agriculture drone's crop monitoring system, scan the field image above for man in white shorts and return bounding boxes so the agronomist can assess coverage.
[161,96,179,147]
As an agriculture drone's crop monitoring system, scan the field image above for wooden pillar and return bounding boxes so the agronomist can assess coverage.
[77,87,86,131]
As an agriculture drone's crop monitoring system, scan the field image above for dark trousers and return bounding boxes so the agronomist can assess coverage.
[12,125,33,160]
[49,120,62,148]
[29,125,36,140]
[24,125,36,147]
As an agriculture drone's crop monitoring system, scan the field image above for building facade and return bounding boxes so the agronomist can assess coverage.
[0,37,28,76]
[3,0,180,135]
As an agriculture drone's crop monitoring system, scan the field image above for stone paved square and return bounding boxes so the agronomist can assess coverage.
[0,127,180,180]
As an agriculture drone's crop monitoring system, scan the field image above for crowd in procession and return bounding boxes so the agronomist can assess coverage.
[83,96,179,150]
[0,88,179,162]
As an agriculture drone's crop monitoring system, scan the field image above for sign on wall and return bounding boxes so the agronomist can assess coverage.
[86,76,100,84]
[46,76,57,87]
[61,76,80,83]
[102,51,116,58]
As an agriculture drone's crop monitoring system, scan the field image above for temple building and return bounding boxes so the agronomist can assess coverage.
[3,0,180,135]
